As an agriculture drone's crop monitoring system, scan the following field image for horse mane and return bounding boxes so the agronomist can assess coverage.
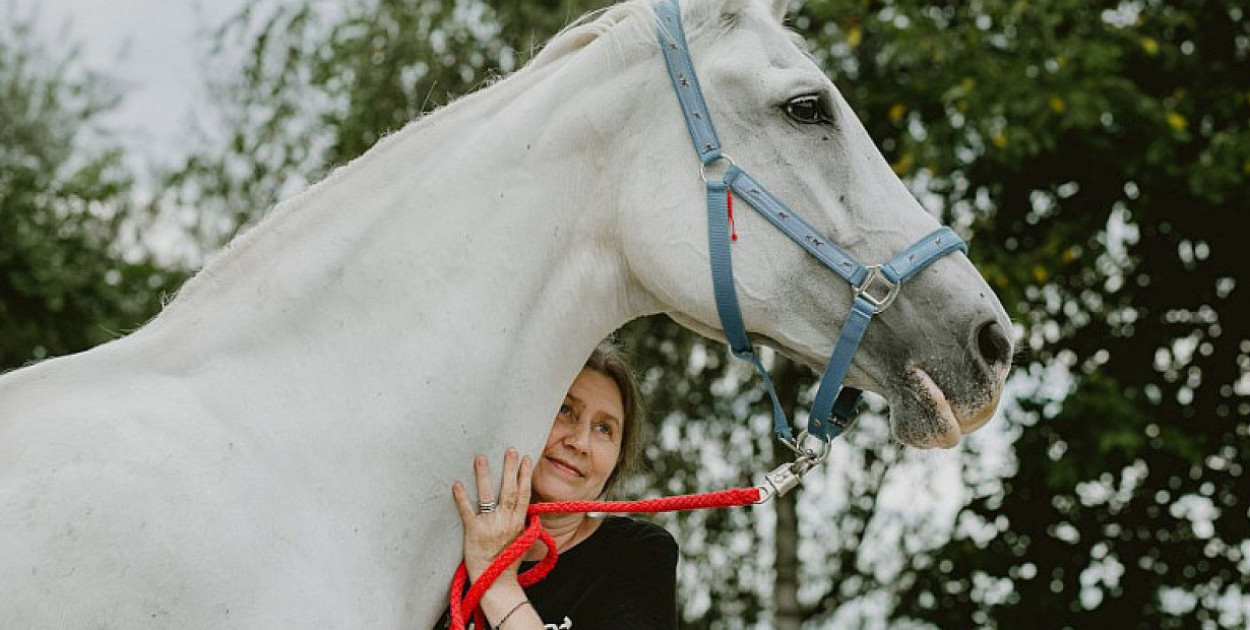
[527,0,751,71]
[164,0,755,315]
[526,0,659,69]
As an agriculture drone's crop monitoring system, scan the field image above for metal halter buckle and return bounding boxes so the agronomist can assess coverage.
[855,265,900,312]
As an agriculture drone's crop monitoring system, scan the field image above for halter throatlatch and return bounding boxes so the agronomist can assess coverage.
[656,0,968,447]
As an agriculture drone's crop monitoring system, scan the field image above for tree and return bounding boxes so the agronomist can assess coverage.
[0,16,184,372]
[162,0,614,248]
[793,0,1249,626]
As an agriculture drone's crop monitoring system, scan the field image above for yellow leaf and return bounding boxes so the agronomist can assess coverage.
[992,132,1008,149]
[889,103,906,122]
[1049,95,1067,114]
[1141,37,1159,55]
[1166,110,1188,131]
[961,77,976,92]
[891,153,914,175]
[1032,266,1048,284]
[847,26,862,48]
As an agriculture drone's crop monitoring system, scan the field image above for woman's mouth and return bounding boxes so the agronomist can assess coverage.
[545,456,584,478]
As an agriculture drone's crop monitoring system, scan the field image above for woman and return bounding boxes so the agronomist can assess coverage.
[447,342,678,629]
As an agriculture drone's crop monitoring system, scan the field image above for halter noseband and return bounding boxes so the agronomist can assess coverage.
[655,0,968,447]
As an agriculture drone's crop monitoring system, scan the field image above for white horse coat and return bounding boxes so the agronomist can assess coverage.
[0,0,1011,627]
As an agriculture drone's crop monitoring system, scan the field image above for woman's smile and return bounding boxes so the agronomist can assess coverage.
[531,368,623,502]
[544,456,584,478]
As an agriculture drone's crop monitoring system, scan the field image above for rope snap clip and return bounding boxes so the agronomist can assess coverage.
[755,431,831,503]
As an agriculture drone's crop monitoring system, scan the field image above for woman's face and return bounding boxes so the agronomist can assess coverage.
[532,368,624,502]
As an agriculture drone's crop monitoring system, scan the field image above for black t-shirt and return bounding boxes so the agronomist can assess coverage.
[440,516,679,630]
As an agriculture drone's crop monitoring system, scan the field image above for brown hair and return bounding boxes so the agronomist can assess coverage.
[583,339,646,498]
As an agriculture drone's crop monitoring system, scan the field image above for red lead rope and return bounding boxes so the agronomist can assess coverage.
[448,487,761,630]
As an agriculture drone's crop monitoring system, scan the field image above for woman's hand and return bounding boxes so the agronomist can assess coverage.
[452,448,534,583]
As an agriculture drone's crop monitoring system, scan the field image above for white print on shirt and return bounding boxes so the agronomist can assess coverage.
[543,616,572,630]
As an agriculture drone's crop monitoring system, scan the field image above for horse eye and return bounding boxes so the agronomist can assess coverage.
[784,95,830,124]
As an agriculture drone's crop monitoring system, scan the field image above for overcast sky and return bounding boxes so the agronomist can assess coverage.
[8,0,250,171]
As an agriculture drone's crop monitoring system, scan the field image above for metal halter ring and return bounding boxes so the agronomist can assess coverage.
[855,265,901,313]
[781,430,833,466]
[699,154,736,183]
[478,501,498,514]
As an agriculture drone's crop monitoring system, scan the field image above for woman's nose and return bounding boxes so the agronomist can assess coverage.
[561,421,591,451]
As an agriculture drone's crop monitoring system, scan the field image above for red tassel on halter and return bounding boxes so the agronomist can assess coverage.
[727,190,738,242]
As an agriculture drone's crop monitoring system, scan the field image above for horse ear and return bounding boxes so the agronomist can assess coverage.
[769,0,789,23]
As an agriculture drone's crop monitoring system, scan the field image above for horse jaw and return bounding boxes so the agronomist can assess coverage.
[666,321,980,451]
[764,336,1008,450]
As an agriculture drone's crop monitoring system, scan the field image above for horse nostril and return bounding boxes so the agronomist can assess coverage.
[975,320,1012,368]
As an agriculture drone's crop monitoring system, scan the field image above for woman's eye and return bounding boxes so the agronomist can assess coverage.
[558,404,573,416]
[594,422,614,436]
[783,95,830,124]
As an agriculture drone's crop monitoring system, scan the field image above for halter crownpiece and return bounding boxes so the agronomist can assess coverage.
[655,0,968,446]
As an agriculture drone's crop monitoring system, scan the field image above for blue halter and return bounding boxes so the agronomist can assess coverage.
[655,0,968,446]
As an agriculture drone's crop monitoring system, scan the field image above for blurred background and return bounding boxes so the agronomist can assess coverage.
[1,0,1246,627]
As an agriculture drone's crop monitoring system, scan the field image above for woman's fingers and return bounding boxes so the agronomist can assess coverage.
[462,449,529,516]
[452,481,475,522]
[473,454,495,506]
[499,448,519,510]
[517,456,533,510]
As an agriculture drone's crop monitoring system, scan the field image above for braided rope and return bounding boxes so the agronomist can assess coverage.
[448,487,761,629]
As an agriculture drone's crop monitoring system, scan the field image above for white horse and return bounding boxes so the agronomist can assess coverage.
[0,0,1011,626]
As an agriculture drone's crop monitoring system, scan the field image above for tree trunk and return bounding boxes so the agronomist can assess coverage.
[771,356,804,630]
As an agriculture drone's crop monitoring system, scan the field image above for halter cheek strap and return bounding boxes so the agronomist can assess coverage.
[657,0,968,445]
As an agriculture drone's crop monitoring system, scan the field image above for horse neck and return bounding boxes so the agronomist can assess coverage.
[144,55,646,440]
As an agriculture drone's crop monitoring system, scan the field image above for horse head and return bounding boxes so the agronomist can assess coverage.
[543,0,1012,447]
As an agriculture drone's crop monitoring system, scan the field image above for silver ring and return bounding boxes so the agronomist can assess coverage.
[478,501,498,514]
[698,153,736,183]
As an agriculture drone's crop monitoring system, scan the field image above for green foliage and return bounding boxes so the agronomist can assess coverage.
[792,0,1248,626]
[615,321,927,629]
[0,19,184,371]
[163,0,613,247]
